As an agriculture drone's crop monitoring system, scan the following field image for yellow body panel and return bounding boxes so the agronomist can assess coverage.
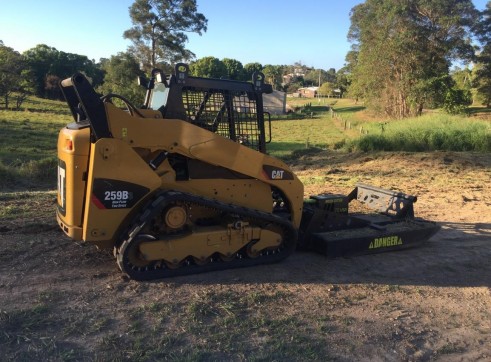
[56,127,90,240]
[58,102,304,249]
[82,138,162,247]
[105,104,304,226]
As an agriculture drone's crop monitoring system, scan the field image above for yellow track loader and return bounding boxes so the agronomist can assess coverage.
[56,64,439,280]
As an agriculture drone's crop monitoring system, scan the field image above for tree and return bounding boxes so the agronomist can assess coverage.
[44,74,63,100]
[97,52,146,106]
[23,44,59,97]
[243,62,263,81]
[23,44,103,98]
[474,1,491,107]
[262,64,284,89]
[335,66,351,98]
[222,58,245,80]
[0,43,34,109]
[474,61,491,106]
[443,88,472,114]
[284,80,304,93]
[318,82,334,96]
[124,0,207,72]
[347,0,478,118]
[451,67,473,91]
[189,56,227,78]
[303,68,336,87]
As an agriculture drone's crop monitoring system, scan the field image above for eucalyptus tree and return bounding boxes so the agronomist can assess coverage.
[474,1,491,107]
[124,0,207,72]
[347,0,478,118]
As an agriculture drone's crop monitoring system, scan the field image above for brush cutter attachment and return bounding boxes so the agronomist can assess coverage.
[298,183,440,257]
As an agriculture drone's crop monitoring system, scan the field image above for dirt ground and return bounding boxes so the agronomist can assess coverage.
[0,151,490,361]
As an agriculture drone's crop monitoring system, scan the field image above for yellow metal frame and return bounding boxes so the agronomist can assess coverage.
[57,102,304,249]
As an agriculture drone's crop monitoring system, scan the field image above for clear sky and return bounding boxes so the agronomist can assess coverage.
[0,0,489,71]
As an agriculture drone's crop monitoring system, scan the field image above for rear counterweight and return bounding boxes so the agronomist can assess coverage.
[56,126,91,240]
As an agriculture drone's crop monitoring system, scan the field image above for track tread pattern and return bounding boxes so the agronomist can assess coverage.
[115,190,297,280]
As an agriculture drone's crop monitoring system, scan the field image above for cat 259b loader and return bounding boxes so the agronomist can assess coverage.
[56,64,439,280]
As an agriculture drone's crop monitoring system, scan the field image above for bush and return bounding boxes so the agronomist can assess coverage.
[443,89,472,115]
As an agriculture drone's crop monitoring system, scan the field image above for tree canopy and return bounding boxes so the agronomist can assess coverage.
[189,56,227,78]
[474,1,491,107]
[23,44,102,99]
[0,43,34,109]
[124,0,207,72]
[222,58,245,80]
[243,62,263,82]
[262,65,283,90]
[347,0,478,117]
[97,52,146,106]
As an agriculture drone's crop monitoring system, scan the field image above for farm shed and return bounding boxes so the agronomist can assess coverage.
[297,86,319,98]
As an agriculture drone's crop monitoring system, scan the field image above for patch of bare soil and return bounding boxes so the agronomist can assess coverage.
[0,151,490,361]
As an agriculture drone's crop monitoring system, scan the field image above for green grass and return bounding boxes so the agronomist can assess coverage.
[348,113,491,152]
[268,116,345,157]
[268,98,366,158]
[268,98,491,157]
[0,97,70,189]
[0,190,56,220]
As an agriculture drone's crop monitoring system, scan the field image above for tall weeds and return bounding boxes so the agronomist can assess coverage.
[348,114,490,152]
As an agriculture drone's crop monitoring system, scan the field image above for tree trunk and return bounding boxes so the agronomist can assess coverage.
[15,92,28,110]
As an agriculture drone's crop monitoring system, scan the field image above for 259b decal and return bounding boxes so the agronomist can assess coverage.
[92,179,149,209]
[104,190,129,201]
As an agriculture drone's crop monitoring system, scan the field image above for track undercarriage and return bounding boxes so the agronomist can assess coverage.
[115,191,297,280]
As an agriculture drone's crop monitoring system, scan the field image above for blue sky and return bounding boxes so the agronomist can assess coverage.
[0,0,488,71]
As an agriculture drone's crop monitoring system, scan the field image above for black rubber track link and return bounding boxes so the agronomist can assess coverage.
[115,190,297,280]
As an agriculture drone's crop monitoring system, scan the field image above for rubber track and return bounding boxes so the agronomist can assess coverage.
[115,190,297,280]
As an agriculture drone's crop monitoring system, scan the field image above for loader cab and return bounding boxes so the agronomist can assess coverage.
[141,63,273,153]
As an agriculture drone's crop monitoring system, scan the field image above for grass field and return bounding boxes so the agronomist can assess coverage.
[269,97,491,157]
[0,98,70,189]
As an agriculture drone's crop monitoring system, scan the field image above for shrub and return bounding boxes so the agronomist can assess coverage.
[443,89,472,115]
